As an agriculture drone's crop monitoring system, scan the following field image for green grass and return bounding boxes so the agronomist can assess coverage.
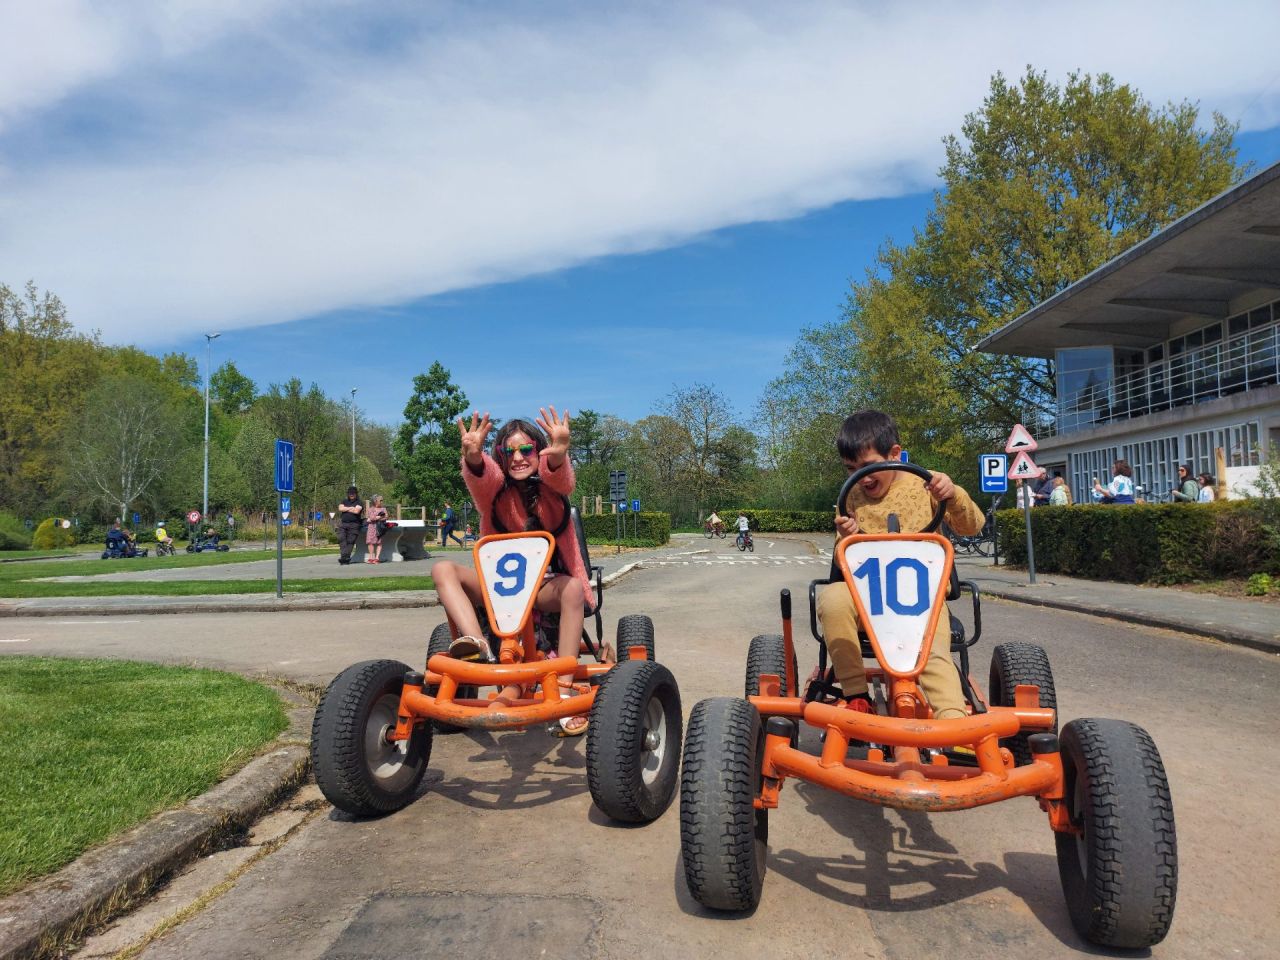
[0,657,287,896]
[1,576,433,597]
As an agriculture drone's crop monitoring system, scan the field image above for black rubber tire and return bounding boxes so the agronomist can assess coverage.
[679,697,767,912]
[586,659,682,823]
[1055,718,1177,948]
[310,659,432,817]
[972,535,993,557]
[616,613,656,662]
[989,641,1058,765]
[736,534,747,552]
[745,635,796,698]
[746,537,754,553]
[426,622,478,733]
[716,528,726,539]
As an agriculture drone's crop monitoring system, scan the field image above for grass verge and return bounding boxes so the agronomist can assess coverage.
[0,576,433,597]
[0,657,287,897]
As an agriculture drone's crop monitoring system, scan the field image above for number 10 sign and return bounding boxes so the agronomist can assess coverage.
[476,533,553,636]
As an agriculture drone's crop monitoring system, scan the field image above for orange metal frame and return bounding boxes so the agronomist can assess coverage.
[388,532,645,735]
[755,534,1074,832]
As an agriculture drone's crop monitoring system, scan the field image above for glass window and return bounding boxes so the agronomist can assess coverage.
[1205,324,1223,344]
[1170,337,1184,356]
[1250,307,1271,328]
[1186,329,1203,349]
[1229,313,1249,336]
[1147,344,1164,362]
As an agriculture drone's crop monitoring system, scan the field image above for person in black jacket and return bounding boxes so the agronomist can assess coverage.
[336,486,363,564]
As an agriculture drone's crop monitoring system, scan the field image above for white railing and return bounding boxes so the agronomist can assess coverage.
[1056,322,1280,434]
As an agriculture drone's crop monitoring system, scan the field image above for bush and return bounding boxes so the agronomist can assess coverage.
[1245,573,1273,596]
[994,500,1279,584]
[31,517,77,550]
[581,512,670,547]
[0,512,32,551]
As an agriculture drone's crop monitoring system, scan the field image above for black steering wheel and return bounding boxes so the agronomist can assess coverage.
[835,461,948,533]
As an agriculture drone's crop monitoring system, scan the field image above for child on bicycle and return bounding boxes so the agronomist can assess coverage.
[816,410,986,718]
[705,511,723,535]
[430,406,597,735]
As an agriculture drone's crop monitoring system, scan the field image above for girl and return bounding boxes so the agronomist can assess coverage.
[1197,473,1217,502]
[365,494,389,564]
[1092,459,1136,504]
[430,406,597,735]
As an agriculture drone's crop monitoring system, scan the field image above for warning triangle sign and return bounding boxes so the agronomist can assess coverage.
[1008,450,1044,480]
[1005,423,1038,453]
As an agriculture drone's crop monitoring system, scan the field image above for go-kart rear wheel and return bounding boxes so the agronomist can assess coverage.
[989,642,1057,765]
[310,659,432,817]
[745,634,796,698]
[1055,718,1177,948]
[616,613,656,661]
[426,622,478,733]
[586,659,682,823]
[680,697,767,912]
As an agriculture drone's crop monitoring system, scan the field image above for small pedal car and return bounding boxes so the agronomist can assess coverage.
[679,462,1177,949]
[185,533,229,553]
[311,510,682,825]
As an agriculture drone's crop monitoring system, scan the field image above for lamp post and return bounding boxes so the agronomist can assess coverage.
[203,332,221,522]
[350,387,358,486]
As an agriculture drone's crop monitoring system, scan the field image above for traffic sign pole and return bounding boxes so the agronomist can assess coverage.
[276,490,284,598]
[1022,486,1037,585]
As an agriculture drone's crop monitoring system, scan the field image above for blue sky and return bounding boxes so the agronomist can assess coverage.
[3,2,1280,430]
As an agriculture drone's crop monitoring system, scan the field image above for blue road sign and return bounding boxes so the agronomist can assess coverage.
[315,511,323,521]
[281,496,291,515]
[619,501,630,512]
[132,512,140,524]
[631,498,640,512]
[275,439,294,492]
[980,454,1009,493]
[281,518,291,526]
[900,450,909,463]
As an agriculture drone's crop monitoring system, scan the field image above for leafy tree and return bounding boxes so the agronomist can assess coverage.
[392,363,469,510]
[211,361,257,415]
[60,376,182,522]
[254,378,354,514]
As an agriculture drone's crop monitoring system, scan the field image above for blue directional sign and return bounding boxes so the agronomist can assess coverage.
[281,519,291,526]
[631,498,640,512]
[281,497,291,515]
[315,511,323,521]
[618,501,630,512]
[980,454,1009,493]
[899,450,909,463]
[132,512,140,525]
[274,439,294,492]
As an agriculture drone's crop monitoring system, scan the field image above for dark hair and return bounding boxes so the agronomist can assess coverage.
[1113,459,1133,478]
[1179,463,1193,476]
[346,486,358,497]
[492,418,551,532]
[836,410,899,460]
[1198,473,1214,485]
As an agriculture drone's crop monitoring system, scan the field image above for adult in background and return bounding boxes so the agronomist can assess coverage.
[337,485,363,564]
[1032,473,1054,506]
[1048,475,1072,506]
[1014,478,1036,509]
[1092,459,1136,504]
[365,494,389,563]
[1197,473,1217,502]
[1171,463,1200,502]
[440,501,464,547]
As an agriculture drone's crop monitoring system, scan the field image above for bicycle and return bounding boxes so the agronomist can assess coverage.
[703,521,726,539]
[735,530,754,552]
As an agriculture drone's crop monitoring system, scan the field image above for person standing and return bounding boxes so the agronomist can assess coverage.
[1197,473,1217,502]
[440,501,463,547]
[365,494,389,564]
[337,486,363,564]
[1092,460,1136,504]
[1171,464,1200,502]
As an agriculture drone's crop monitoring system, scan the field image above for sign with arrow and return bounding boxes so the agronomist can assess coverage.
[1004,423,1038,454]
[1008,450,1045,480]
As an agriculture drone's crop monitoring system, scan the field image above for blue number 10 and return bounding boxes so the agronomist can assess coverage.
[852,557,930,616]
[494,552,528,596]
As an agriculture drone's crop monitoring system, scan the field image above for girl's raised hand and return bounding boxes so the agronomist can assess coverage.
[457,411,493,460]
[536,406,572,456]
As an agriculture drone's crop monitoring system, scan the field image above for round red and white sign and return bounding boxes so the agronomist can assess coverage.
[187,510,201,524]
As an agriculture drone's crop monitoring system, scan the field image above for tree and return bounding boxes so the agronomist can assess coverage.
[61,376,182,521]
[392,363,469,509]
[254,378,352,514]
[659,383,737,514]
[211,361,257,415]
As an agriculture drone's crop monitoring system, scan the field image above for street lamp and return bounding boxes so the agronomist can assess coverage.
[350,387,358,486]
[203,332,221,521]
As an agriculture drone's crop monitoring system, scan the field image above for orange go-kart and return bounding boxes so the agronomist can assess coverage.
[679,462,1177,949]
[311,511,682,825]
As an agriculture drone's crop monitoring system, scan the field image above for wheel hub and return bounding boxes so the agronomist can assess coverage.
[644,729,661,751]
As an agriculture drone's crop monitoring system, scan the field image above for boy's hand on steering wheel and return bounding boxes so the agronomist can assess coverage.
[925,471,955,502]
[536,406,572,458]
[835,513,859,537]
[457,411,493,462]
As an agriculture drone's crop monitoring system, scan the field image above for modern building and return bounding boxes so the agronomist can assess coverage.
[977,159,1280,502]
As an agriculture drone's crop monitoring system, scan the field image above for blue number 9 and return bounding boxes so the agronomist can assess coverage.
[494,552,527,596]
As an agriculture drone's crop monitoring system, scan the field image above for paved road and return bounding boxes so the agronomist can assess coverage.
[5,535,1277,958]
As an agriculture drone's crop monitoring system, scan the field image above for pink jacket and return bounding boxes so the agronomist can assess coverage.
[462,451,595,611]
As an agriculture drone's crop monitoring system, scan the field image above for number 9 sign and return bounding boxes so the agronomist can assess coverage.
[476,533,554,636]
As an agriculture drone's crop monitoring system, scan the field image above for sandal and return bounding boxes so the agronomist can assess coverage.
[553,713,589,738]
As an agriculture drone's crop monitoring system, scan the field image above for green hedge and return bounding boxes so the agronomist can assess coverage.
[994,501,1280,584]
[0,513,32,551]
[723,509,833,532]
[581,511,670,547]
[31,518,76,550]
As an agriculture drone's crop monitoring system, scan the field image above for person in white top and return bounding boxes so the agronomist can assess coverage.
[1196,473,1216,502]
[736,513,750,532]
[1092,460,1136,504]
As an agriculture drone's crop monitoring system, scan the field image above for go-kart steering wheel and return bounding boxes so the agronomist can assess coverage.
[836,461,948,533]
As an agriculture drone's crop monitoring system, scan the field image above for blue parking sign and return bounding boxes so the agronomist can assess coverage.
[275,439,294,492]
[980,454,1009,493]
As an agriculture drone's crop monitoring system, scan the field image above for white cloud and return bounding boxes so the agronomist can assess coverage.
[2,0,1279,343]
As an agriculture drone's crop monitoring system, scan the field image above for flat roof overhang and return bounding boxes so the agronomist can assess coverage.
[977,160,1280,359]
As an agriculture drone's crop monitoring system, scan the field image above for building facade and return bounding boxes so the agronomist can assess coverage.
[978,161,1280,503]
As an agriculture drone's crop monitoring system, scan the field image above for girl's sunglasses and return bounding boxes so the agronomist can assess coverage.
[503,443,536,456]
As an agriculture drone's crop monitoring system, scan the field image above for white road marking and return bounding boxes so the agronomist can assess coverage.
[54,620,142,625]
[1,638,31,643]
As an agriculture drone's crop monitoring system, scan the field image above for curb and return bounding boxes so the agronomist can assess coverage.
[0,693,315,960]
[0,592,441,618]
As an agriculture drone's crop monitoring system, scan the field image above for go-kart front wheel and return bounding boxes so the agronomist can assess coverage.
[311,659,432,817]
[1056,718,1177,948]
[586,659,682,823]
[425,622,479,733]
[680,697,767,912]
[990,642,1057,765]
[616,613,656,662]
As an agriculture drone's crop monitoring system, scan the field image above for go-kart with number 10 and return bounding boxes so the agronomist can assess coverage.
[679,461,1177,949]
[311,513,682,825]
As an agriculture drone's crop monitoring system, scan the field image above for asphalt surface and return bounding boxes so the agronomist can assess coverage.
[3,534,1277,958]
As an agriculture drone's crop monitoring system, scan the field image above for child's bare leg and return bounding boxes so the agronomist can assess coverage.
[536,575,587,731]
[431,561,486,637]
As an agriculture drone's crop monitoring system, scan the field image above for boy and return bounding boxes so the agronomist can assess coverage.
[816,410,986,718]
